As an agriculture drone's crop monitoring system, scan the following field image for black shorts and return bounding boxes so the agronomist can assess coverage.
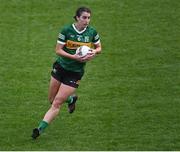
[51,62,83,88]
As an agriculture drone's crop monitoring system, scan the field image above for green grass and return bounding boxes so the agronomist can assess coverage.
[0,0,180,150]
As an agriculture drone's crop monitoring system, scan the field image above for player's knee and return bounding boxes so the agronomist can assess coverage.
[48,96,54,104]
[52,96,66,109]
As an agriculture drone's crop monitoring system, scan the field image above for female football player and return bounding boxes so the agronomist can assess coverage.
[32,6,102,139]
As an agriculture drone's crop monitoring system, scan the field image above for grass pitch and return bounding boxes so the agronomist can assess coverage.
[0,0,179,150]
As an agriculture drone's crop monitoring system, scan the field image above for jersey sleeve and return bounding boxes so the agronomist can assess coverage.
[57,27,67,45]
[92,29,100,44]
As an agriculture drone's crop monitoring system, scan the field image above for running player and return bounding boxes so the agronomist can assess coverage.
[32,6,102,139]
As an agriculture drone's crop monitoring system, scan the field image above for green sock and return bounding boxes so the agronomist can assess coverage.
[66,96,73,104]
[38,120,48,133]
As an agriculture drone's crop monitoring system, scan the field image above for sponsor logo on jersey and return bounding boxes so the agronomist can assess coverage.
[70,35,75,38]
[53,68,57,73]
[66,40,92,49]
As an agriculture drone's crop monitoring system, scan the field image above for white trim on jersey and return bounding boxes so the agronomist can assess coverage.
[94,34,99,40]
[57,40,66,45]
[94,39,100,45]
[72,24,87,34]
[58,33,65,40]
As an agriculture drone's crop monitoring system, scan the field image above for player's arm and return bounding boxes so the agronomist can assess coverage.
[55,43,83,62]
[84,30,102,59]
[55,43,73,59]
[56,27,84,62]
[81,42,101,62]
[92,41,102,54]
[81,38,102,62]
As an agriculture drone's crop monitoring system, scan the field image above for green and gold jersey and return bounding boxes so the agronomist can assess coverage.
[56,24,100,73]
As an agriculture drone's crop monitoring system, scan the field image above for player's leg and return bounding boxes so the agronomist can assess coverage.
[48,76,77,107]
[43,83,77,123]
[32,83,77,139]
[48,76,61,104]
[64,75,81,113]
[49,61,76,105]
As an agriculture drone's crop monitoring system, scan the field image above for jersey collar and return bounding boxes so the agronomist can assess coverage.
[72,24,87,34]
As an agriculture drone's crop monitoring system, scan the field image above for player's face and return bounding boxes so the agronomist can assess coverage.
[77,12,91,29]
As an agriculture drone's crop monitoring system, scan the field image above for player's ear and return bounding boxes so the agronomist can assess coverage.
[76,16,80,21]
